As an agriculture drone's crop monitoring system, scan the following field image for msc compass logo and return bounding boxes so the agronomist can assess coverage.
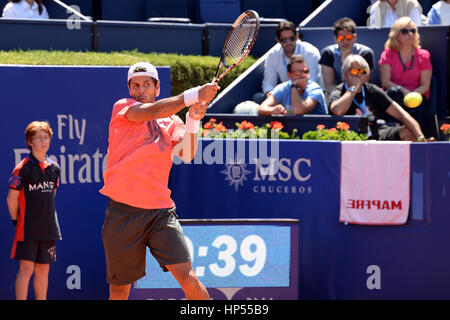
[221,156,313,195]
[221,157,251,192]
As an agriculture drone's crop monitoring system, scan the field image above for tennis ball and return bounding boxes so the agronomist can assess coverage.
[404,92,423,108]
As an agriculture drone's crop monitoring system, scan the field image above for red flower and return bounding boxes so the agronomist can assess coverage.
[270,121,284,130]
[316,124,325,130]
[328,128,337,133]
[440,124,450,133]
[215,122,227,132]
[203,122,213,129]
[336,121,350,131]
[210,118,217,123]
[239,120,255,130]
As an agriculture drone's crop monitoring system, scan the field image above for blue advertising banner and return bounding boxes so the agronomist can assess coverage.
[1,65,450,300]
[130,219,299,300]
[0,65,170,299]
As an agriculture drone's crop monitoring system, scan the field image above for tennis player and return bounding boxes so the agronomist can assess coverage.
[99,62,219,300]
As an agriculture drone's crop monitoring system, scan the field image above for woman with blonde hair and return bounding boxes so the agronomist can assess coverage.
[368,0,423,28]
[379,16,432,135]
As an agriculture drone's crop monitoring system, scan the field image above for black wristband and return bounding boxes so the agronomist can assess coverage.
[12,219,17,227]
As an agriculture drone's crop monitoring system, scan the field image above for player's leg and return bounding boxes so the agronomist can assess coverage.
[109,284,132,300]
[102,200,148,300]
[33,263,49,300]
[15,259,35,300]
[166,262,209,300]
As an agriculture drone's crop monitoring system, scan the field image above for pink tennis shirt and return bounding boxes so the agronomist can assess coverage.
[100,98,185,209]
[379,48,432,99]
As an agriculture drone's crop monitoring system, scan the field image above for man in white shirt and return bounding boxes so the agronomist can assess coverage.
[252,21,322,104]
[368,0,422,28]
[427,0,450,25]
[2,0,49,19]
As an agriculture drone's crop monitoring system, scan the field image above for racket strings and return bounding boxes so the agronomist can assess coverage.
[224,15,258,66]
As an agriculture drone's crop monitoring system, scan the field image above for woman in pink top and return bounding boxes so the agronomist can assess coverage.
[379,17,433,135]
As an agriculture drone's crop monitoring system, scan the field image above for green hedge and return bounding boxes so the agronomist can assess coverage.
[0,50,257,95]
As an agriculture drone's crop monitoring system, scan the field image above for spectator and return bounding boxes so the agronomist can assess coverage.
[379,16,432,135]
[2,0,49,19]
[427,0,450,25]
[252,21,321,104]
[329,54,427,141]
[368,0,423,28]
[258,55,327,116]
[319,17,375,95]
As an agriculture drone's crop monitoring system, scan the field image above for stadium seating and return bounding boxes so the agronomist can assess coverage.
[145,0,192,23]
[198,0,241,23]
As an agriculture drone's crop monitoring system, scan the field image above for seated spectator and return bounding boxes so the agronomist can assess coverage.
[252,21,321,104]
[379,16,432,135]
[329,54,427,141]
[2,0,49,19]
[319,17,375,95]
[258,55,327,116]
[427,0,450,25]
[368,0,423,28]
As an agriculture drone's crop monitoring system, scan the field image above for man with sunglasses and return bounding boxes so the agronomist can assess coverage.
[252,21,321,104]
[319,17,375,95]
[258,55,327,116]
[329,54,426,141]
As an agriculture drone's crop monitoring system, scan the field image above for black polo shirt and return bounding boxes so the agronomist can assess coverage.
[328,82,394,139]
[9,153,62,241]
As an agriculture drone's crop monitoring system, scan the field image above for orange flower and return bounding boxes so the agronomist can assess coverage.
[328,128,337,133]
[440,124,450,133]
[270,121,284,130]
[316,124,325,130]
[239,120,255,130]
[210,118,217,123]
[215,122,227,132]
[336,121,350,131]
[203,122,213,129]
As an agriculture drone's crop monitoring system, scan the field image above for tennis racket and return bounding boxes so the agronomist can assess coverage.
[211,10,260,85]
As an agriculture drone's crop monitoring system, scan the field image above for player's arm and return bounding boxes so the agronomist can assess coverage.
[6,189,20,222]
[172,103,207,162]
[126,84,219,122]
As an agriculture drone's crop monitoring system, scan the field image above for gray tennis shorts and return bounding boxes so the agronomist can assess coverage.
[102,199,191,286]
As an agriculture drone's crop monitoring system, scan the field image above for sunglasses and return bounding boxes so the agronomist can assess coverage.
[290,68,310,76]
[280,36,297,44]
[400,28,416,35]
[336,34,354,42]
[349,68,368,76]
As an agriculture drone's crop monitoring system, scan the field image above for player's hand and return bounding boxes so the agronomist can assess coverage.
[198,83,220,105]
[270,104,287,115]
[189,103,208,121]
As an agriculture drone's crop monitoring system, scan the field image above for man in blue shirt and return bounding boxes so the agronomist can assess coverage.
[258,55,328,116]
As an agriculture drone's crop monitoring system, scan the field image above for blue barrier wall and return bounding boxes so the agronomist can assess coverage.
[0,65,170,299]
[1,66,449,300]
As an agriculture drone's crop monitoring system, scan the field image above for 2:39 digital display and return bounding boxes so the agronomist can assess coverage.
[135,224,292,289]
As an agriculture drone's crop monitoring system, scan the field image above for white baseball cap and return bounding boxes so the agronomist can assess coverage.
[127,62,159,83]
